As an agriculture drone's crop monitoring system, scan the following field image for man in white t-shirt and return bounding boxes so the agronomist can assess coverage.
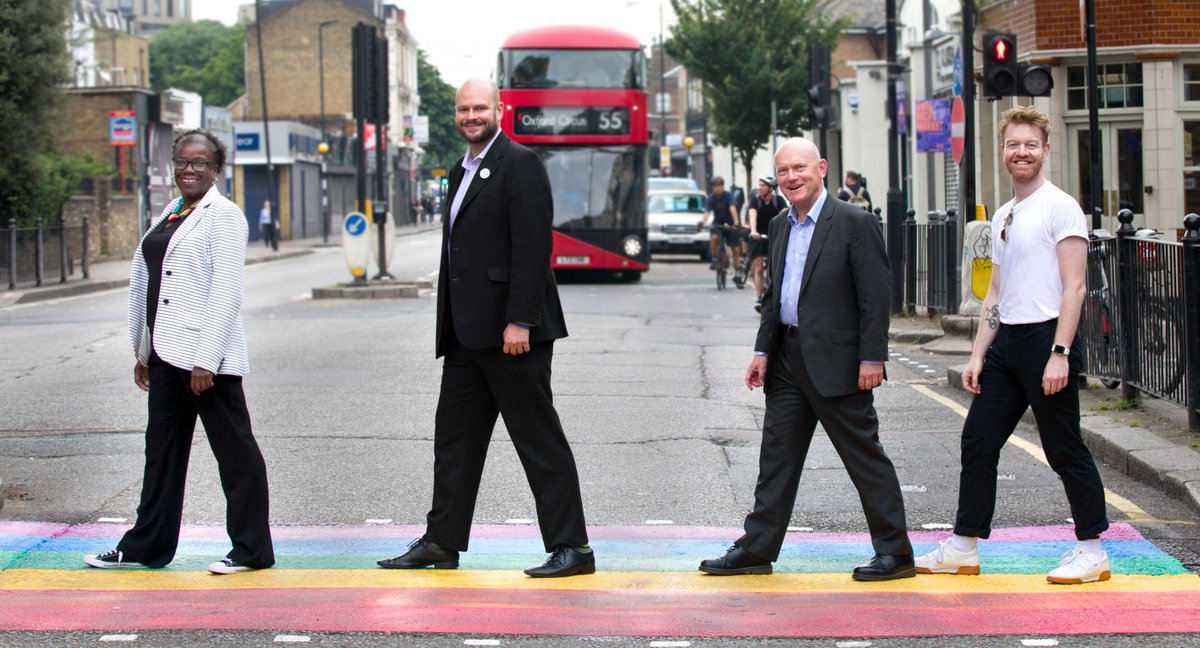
[915,106,1109,584]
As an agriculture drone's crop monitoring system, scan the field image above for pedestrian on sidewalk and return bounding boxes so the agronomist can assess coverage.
[915,105,1110,584]
[377,79,593,578]
[699,137,914,581]
[83,128,275,576]
[259,200,277,251]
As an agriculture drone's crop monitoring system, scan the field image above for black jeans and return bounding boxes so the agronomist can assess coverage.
[117,352,275,568]
[954,320,1109,541]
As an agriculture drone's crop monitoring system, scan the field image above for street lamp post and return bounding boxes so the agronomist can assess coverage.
[317,20,338,246]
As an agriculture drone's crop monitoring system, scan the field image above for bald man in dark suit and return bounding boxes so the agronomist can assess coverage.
[378,79,593,578]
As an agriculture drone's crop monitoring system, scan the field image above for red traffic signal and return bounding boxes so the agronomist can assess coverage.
[983,32,1018,97]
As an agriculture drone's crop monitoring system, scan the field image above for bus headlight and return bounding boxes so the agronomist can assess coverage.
[623,236,643,258]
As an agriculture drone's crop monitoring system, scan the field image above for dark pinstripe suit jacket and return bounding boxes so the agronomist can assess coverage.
[435,131,568,357]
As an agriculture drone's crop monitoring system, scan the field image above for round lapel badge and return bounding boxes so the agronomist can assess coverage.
[480,168,491,179]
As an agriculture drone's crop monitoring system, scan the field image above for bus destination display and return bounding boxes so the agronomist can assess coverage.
[512,107,630,136]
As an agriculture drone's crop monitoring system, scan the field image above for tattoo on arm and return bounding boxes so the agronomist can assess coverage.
[986,305,1000,330]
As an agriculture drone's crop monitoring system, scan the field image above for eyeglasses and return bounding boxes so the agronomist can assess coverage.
[172,158,214,172]
[1000,208,1013,242]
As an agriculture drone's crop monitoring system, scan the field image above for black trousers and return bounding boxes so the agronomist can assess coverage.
[739,334,912,560]
[116,352,275,568]
[954,320,1108,541]
[425,330,588,553]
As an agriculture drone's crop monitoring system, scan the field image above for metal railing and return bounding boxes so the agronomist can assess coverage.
[2,217,90,290]
[1081,209,1200,430]
[903,209,960,316]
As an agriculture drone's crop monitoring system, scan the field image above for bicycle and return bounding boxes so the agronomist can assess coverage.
[741,231,770,311]
[711,224,733,290]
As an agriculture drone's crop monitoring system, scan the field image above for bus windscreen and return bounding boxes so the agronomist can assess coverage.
[507,49,644,89]
[536,146,646,232]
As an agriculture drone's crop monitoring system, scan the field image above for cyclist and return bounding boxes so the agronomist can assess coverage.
[746,175,788,311]
[697,176,741,275]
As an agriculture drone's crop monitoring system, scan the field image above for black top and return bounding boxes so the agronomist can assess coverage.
[142,214,187,333]
[749,193,788,234]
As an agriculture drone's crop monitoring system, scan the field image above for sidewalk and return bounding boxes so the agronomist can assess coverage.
[889,314,1200,518]
[0,221,440,307]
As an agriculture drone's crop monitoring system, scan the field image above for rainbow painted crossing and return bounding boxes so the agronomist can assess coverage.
[1,521,1197,637]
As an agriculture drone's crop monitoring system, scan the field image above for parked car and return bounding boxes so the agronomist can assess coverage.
[647,188,708,259]
[648,177,700,192]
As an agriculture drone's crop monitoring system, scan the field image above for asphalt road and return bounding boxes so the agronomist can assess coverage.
[1,230,1197,646]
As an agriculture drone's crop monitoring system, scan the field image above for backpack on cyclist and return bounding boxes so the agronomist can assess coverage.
[844,186,870,209]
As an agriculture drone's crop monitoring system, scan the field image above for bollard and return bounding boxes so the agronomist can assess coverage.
[58,215,68,283]
[1115,209,1138,401]
[927,210,944,313]
[1181,213,1199,431]
[945,209,960,315]
[7,218,16,289]
[34,217,44,288]
[904,208,916,312]
[81,215,90,279]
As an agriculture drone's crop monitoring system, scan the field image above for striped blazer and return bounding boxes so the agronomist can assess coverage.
[128,185,250,375]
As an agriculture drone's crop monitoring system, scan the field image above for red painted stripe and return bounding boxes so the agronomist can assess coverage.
[3,587,1199,636]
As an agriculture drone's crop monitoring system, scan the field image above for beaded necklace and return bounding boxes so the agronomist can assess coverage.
[166,200,195,227]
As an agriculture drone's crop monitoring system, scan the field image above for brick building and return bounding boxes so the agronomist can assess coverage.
[96,0,191,36]
[69,1,150,89]
[971,0,1200,233]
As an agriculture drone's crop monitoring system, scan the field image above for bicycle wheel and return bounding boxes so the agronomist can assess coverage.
[717,242,729,290]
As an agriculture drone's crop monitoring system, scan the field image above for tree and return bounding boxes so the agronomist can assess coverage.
[666,0,843,189]
[0,0,72,223]
[149,20,245,107]
[416,49,459,172]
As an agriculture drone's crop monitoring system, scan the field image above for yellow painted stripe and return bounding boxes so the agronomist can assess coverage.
[1,569,1197,593]
[908,384,1169,524]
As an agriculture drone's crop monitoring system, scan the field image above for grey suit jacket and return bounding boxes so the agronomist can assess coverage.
[754,195,890,397]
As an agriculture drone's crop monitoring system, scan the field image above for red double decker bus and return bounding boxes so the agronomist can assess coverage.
[497,26,650,281]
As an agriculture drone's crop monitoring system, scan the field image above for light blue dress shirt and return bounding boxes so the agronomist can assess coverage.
[779,189,828,327]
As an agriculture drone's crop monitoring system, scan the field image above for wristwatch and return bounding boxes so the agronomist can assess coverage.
[1051,344,1070,356]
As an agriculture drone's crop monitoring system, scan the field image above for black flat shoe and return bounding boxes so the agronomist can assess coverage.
[699,544,773,575]
[525,545,596,578]
[852,553,916,581]
[377,538,459,569]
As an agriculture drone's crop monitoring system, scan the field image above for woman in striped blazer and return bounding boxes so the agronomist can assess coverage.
[83,129,275,575]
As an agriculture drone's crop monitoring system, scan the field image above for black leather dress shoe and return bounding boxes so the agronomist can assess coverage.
[852,553,916,581]
[699,544,772,575]
[377,538,459,569]
[524,545,596,577]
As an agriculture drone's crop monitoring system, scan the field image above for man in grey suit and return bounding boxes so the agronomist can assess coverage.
[699,137,914,581]
[378,79,593,578]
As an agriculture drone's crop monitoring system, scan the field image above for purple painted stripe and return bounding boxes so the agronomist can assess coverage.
[0,521,1147,543]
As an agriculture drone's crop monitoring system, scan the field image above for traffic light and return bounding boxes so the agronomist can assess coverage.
[983,32,1018,98]
[807,41,831,129]
[440,176,449,190]
[1018,64,1054,97]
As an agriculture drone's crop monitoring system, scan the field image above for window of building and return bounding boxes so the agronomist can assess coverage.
[1184,63,1200,102]
[1067,63,1143,110]
[1185,121,1200,215]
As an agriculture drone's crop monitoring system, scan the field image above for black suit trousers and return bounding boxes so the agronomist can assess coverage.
[117,351,274,568]
[425,328,588,553]
[738,334,911,560]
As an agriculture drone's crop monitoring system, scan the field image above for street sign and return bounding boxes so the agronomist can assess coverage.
[108,111,136,147]
[431,168,448,177]
[953,46,963,97]
[342,212,371,279]
[951,95,966,164]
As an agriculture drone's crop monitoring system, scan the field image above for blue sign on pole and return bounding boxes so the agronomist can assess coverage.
[344,212,368,236]
[916,99,952,153]
[953,46,963,97]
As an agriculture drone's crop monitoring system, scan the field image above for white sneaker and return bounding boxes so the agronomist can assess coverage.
[83,549,146,569]
[1047,546,1110,584]
[914,538,981,575]
[207,558,258,575]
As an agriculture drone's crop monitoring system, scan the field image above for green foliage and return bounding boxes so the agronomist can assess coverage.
[666,0,844,185]
[416,49,460,171]
[150,20,245,107]
[0,0,72,223]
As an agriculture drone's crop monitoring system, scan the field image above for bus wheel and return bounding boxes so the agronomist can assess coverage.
[621,271,642,282]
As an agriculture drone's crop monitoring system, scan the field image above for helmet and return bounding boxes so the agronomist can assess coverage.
[758,175,777,189]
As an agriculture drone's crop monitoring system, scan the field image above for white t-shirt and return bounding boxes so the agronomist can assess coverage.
[991,181,1088,325]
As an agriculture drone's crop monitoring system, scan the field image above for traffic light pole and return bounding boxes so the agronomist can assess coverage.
[1085,0,1103,229]
[962,0,976,225]
[886,0,903,313]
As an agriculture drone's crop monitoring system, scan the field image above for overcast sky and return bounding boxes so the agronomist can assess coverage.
[192,0,678,87]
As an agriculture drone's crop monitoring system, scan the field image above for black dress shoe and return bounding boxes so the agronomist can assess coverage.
[377,538,459,569]
[852,553,916,581]
[524,545,596,578]
[699,544,772,575]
